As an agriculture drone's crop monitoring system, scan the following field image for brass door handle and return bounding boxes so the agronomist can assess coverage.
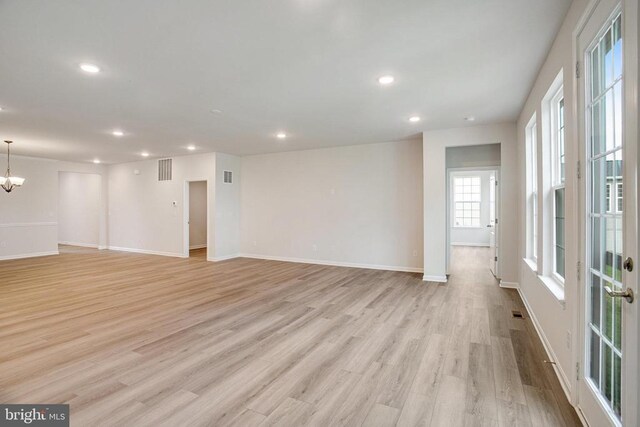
[604,286,634,303]
[623,257,633,272]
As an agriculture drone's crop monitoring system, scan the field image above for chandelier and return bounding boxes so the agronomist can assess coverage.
[1,140,25,193]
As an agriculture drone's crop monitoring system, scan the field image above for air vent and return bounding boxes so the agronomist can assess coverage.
[511,310,524,319]
[223,170,232,184]
[158,159,172,181]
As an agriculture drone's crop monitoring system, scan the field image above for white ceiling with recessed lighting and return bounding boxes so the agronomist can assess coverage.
[0,0,571,163]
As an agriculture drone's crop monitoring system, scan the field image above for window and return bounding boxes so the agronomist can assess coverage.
[552,90,565,280]
[453,176,481,227]
[526,116,538,262]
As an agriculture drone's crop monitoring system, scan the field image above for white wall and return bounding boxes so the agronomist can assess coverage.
[446,144,502,168]
[58,172,101,247]
[188,181,207,249]
[240,140,424,272]
[213,153,241,261]
[107,153,216,258]
[449,170,494,247]
[422,123,518,283]
[0,156,59,260]
[516,0,588,402]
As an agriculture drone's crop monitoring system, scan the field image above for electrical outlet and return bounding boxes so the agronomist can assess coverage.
[413,250,418,257]
[312,244,318,251]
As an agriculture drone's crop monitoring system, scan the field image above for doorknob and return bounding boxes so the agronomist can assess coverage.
[623,257,633,272]
[604,285,634,303]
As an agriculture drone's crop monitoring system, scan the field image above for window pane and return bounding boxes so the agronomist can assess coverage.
[601,27,613,88]
[591,273,601,329]
[613,353,621,416]
[592,217,601,272]
[603,282,614,342]
[590,330,600,387]
[603,343,612,403]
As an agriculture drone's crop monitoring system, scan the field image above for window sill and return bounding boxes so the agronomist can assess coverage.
[538,275,566,308]
[523,258,538,273]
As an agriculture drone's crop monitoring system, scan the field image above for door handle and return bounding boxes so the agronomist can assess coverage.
[623,257,633,272]
[604,285,634,303]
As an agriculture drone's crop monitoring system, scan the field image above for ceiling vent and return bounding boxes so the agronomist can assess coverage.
[223,170,233,184]
[158,159,172,181]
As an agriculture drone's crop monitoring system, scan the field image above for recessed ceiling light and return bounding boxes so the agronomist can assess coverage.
[465,116,476,122]
[0,107,3,111]
[409,116,421,122]
[187,145,196,151]
[276,132,287,139]
[112,130,124,137]
[378,75,395,85]
[141,152,150,157]
[93,159,101,164]
[211,109,223,114]
[80,63,100,73]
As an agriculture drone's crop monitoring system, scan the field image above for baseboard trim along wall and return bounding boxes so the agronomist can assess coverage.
[189,244,207,250]
[517,288,573,403]
[107,246,187,258]
[58,241,99,249]
[0,251,59,261]
[208,254,239,262]
[240,253,423,273]
[499,280,519,289]
[422,275,448,283]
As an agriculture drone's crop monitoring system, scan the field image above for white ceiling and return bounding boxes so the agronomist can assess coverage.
[0,0,571,163]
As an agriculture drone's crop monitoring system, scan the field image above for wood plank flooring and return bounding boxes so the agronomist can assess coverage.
[0,245,581,426]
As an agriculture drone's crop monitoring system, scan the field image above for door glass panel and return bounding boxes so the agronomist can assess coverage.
[587,12,623,420]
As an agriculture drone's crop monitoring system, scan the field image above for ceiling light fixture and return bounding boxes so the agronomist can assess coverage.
[80,63,100,73]
[276,132,287,139]
[465,116,476,122]
[187,145,196,151]
[112,130,124,137]
[1,141,25,193]
[378,75,395,85]
[93,159,101,164]
[409,116,421,122]
[141,152,150,157]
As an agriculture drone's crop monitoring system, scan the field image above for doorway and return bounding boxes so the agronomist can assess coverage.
[446,167,500,278]
[577,1,638,425]
[185,180,208,259]
[58,171,101,250]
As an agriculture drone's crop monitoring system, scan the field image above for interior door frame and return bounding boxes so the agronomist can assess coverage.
[445,166,501,277]
[575,0,639,425]
[182,179,210,259]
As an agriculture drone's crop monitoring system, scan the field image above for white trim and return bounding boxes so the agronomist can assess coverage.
[517,287,574,404]
[538,274,567,308]
[208,254,240,262]
[107,246,186,258]
[0,251,59,261]
[423,275,448,283]
[0,222,57,228]
[189,244,207,250]
[58,241,99,248]
[239,253,424,273]
[450,242,490,247]
[499,280,519,289]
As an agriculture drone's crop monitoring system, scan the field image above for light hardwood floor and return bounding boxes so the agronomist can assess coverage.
[0,245,581,426]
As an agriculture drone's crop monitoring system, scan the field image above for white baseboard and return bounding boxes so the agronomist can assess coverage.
[499,280,519,289]
[208,254,240,262]
[422,275,448,283]
[450,242,490,247]
[0,251,59,261]
[58,241,99,249]
[239,253,423,273]
[107,246,186,258]
[189,244,207,250]
[517,288,573,402]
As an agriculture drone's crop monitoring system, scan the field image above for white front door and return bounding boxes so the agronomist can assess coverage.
[577,0,638,425]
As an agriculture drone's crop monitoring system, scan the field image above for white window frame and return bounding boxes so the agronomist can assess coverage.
[525,114,538,265]
[551,87,566,283]
[453,176,482,228]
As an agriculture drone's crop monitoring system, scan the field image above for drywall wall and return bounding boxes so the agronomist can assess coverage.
[58,172,101,247]
[107,153,216,258]
[188,181,207,249]
[446,143,501,168]
[423,123,518,282]
[0,156,59,259]
[516,0,589,402]
[449,170,494,247]
[213,153,241,261]
[240,140,423,272]
[0,157,107,260]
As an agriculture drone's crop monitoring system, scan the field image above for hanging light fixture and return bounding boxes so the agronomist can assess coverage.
[1,140,25,193]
